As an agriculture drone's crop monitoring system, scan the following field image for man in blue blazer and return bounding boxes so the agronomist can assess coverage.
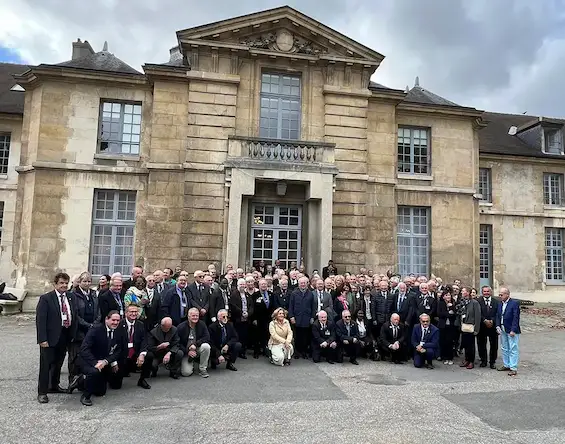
[496,287,521,376]
[411,314,439,369]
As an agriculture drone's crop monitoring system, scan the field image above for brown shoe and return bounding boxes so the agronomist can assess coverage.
[459,361,469,367]
[508,370,517,376]
[466,363,474,369]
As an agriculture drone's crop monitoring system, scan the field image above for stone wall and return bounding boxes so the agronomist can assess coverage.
[480,155,565,291]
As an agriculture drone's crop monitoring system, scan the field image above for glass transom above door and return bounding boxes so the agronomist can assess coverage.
[251,204,302,270]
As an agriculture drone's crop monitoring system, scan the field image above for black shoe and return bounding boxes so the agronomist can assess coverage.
[350,359,359,365]
[239,353,247,360]
[68,375,82,394]
[426,362,435,369]
[480,362,487,368]
[253,353,260,359]
[48,385,66,394]
[327,360,335,365]
[37,394,49,404]
[169,372,179,380]
[123,372,131,377]
[490,363,496,369]
[226,363,238,371]
[137,379,151,389]
[80,394,93,406]
[151,367,158,378]
[294,354,300,359]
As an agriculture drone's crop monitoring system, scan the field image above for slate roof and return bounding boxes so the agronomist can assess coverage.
[50,51,142,75]
[479,112,565,159]
[0,62,29,114]
[404,86,459,107]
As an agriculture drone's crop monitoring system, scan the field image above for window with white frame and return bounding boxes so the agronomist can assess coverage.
[89,190,136,276]
[397,127,430,175]
[478,168,492,203]
[545,129,563,155]
[259,73,301,140]
[546,228,564,282]
[543,173,564,206]
[397,206,430,276]
[0,133,10,174]
[98,101,142,155]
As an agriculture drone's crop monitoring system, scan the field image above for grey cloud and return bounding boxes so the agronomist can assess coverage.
[1,0,565,116]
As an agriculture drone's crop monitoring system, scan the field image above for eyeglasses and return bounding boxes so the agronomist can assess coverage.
[344,316,351,318]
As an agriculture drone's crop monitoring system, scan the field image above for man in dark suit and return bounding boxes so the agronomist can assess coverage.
[77,310,124,406]
[313,278,334,320]
[414,282,437,323]
[208,309,241,371]
[289,277,316,359]
[496,287,521,376]
[390,283,414,346]
[143,274,161,331]
[322,260,337,279]
[335,310,360,365]
[153,269,170,296]
[274,277,291,310]
[378,314,406,363]
[477,286,500,369]
[371,281,390,346]
[210,278,231,323]
[99,275,125,319]
[119,304,151,388]
[311,310,337,364]
[121,266,143,296]
[36,272,79,403]
[147,316,183,379]
[186,270,210,322]
[411,314,439,369]
[251,278,274,359]
[160,275,189,326]
[178,308,211,377]
[230,278,253,359]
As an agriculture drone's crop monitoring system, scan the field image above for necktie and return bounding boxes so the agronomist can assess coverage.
[486,298,491,308]
[128,324,135,359]
[60,294,70,328]
[221,325,227,345]
[158,283,163,293]
[398,295,403,312]
[393,326,397,339]
[264,292,270,308]
[346,324,350,335]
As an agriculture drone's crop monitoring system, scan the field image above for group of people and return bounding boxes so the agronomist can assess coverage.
[35,261,522,406]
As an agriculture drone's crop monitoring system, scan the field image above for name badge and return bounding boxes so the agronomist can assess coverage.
[256,298,262,303]
[128,342,134,349]
[425,305,430,310]
[62,314,68,321]
[324,330,331,336]
[120,310,124,316]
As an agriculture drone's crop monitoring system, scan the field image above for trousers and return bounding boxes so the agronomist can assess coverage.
[269,343,293,366]
[500,331,520,371]
[181,343,211,376]
[413,348,436,368]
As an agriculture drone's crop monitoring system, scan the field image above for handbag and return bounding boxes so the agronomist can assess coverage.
[461,323,474,333]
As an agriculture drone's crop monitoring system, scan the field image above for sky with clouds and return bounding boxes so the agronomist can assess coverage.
[0,0,564,116]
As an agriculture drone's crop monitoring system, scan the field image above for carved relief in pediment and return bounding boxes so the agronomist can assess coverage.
[240,29,328,56]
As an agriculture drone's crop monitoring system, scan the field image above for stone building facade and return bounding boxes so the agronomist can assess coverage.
[0,6,562,307]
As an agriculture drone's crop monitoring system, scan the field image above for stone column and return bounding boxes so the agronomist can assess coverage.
[225,168,255,267]
[306,173,334,271]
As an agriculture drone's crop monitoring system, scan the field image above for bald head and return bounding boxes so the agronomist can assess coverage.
[160,317,172,332]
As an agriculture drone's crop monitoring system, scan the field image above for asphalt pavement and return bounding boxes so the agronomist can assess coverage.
[0,314,564,444]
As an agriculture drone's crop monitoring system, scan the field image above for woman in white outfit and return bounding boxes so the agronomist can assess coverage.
[268,308,294,366]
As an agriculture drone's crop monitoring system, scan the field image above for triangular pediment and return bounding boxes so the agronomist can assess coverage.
[177,6,384,66]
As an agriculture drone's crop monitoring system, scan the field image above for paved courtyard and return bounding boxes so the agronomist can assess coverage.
[1,310,564,444]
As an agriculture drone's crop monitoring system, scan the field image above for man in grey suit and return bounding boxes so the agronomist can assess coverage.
[289,277,316,359]
[313,278,335,320]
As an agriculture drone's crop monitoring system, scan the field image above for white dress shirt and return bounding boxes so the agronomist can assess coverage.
[55,290,72,327]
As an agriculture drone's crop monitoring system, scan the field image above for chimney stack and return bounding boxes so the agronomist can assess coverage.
[169,45,182,62]
[72,38,95,60]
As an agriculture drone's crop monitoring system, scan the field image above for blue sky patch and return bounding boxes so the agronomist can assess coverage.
[0,46,25,63]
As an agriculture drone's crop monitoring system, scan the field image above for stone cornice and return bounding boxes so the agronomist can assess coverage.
[397,102,484,119]
[14,66,148,88]
[0,113,23,120]
[480,152,565,164]
[15,161,148,175]
[323,84,371,98]
[143,64,189,81]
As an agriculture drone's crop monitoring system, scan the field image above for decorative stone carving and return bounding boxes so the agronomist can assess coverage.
[241,29,327,55]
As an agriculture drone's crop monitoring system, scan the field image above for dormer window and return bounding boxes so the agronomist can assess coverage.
[545,129,563,155]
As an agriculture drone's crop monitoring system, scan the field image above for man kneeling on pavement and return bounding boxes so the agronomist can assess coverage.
[208,309,241,371]
[178,308,211,378]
